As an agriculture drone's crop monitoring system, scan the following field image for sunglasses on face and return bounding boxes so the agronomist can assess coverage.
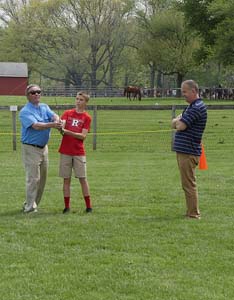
[29,90,41,95]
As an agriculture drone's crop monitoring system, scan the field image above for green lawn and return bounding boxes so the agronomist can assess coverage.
[1,94,234,106]
[0,97,234,300]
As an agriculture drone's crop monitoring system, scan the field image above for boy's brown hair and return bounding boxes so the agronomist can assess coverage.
[77,91,90,102]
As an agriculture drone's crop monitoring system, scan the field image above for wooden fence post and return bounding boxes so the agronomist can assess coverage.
[10,105,18,151]
[93,105,97,150]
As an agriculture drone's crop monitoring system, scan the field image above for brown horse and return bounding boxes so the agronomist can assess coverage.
[124,86,141,101]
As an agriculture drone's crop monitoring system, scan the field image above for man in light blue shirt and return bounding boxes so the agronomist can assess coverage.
[19,84,62,213]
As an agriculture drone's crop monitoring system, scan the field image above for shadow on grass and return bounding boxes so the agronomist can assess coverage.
[0,209,62,218]
[135,214,188,222]
[0,208,93,219]
[0,207,194,223]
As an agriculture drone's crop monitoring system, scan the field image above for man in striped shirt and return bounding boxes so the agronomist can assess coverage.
[172,80,207,219]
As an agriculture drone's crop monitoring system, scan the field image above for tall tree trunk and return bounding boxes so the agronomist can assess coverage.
[157,70,162,88]
[91,68,97,90]
[65,73,70,96]
[108,60,114,95]
[90,48,97,91]
[124,74,129,87]
[176,73,183,97]
[149,62,156,97]
[106,60,114,97]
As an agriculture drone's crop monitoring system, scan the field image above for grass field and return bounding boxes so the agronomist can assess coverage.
[1,94,234,106]
[0,96,234,300]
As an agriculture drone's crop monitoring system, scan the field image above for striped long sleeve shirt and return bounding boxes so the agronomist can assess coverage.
[173,99,207,156]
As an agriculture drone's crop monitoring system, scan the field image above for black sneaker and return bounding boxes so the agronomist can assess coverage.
[86,208,93,213]
[63,207,70,214]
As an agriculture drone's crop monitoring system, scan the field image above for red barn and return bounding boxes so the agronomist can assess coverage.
[0,62,28,96]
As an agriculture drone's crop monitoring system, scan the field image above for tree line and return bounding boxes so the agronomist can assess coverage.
[0,0,233,90]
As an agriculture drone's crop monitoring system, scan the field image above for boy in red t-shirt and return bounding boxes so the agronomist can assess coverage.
[58,92,92,213]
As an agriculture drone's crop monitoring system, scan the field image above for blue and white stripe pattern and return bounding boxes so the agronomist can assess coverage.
[173,99,207,156]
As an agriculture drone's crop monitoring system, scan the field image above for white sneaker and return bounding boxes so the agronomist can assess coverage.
[23,207,38,213]
[23,201,37,213]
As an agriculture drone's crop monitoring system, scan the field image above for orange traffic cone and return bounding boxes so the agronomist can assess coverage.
[199,144,208,170]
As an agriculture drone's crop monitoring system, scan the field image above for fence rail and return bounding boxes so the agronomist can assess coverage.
[39,86,234,100]
[1,104,234,151]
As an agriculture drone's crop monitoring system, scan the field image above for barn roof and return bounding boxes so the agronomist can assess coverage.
[0,62,28,77]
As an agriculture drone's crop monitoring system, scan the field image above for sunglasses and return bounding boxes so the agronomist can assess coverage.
[29,90,41,95]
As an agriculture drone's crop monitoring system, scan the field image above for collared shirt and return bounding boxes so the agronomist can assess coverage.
[173,98,207,156]
[19,102,55,146]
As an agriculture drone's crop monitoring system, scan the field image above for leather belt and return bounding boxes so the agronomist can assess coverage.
[23,143,46,149]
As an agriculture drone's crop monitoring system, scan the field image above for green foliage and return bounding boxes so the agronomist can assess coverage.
[137,7,200,87]
[180,0,217,44]
[180,0,234,67]
[209,0,234,65]
[0,0,234,87]
[0,0,135,88]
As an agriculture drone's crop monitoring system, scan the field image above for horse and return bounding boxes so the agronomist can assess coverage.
[124,86,141,101]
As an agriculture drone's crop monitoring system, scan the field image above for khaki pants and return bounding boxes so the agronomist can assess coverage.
[176,152,200,218]
[22,144,48,211]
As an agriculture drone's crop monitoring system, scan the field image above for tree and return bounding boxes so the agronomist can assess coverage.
[208,0,234,65]
[178,0,218,45]
[180,0,234,66]
[66,0,135,88]
[136,0,174,91]
[137,5,200,91]
[0,0,135,88]
[0,0,29,25]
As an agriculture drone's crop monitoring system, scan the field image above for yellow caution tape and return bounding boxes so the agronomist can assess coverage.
[0,129,172,137]
[89,129,172,136]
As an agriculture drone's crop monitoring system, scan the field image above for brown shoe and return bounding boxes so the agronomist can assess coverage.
[187,215,201,220]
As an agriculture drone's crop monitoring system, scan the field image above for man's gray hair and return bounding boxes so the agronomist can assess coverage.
[182,80,199,93]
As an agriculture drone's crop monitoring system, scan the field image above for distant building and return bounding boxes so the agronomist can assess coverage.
[0,62,28,95]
